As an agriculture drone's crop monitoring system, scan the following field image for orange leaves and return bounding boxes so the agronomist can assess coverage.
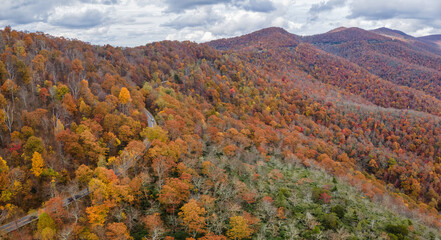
[87,167,134,227]
[268,169,283,181]
[198,233,227,240]
[71,58,84,74]
[223,144,237,157]
[159,178,192,213]
[163,117,186,140]
[31,54,46,73]
[241,191,257,205]
[142,212,164,235]
[368,159,379,169]
[43,196,66,226]
[201,161,226,185]
[177,162,198,180]
[75,164,93,186]
[62,93,77,115]
[179,199,207,235]
[207,127,223,144]
[277,207,286,220]
[235,180,257,204]
[86,204,109,226]
[95,170,132,197]
[200,195,216,209]
[106,222,132,240]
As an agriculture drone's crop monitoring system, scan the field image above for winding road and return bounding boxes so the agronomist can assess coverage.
[0,108,156,236]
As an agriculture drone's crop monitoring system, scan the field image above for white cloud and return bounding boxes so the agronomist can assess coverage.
[0,0,440,46]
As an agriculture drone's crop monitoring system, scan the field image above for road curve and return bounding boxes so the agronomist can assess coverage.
[0,108,156,236]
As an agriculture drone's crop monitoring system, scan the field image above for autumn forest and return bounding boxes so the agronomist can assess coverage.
[1,25,441,239]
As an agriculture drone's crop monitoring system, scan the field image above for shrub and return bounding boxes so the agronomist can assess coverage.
[385,223,409,240]
[321,213,339,230]
[312,187,331,204]
[331,204,345,219]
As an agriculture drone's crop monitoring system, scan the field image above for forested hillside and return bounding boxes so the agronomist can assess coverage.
[0,26,441,239]
[304,27,441,101]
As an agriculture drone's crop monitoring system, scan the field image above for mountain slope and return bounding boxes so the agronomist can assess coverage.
[305,27,441,101]
[0,27,441,239]
[419,34,441,48]
[371,27,416,40]
[209,28,441,117]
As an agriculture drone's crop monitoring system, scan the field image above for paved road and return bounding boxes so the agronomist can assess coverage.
[0,108,156,236]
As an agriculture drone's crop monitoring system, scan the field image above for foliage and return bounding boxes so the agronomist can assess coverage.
[0,27,440,239]
[179,199,207,235]
[227,216,253,240]
[31,151,44,177]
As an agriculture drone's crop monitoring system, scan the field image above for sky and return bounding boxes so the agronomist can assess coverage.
[1,0,441,47]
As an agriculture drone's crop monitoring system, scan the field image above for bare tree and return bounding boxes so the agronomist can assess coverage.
[68,75,80,99]
[3,104,14,134]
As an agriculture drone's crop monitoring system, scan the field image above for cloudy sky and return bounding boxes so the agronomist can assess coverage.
[1,0,440,46]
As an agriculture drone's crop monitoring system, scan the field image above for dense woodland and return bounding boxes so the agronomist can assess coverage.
[0,26,441,239]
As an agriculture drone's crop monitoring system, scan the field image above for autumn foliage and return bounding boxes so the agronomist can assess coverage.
[0,26,440,239]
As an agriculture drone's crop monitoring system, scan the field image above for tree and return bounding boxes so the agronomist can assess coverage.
[44,197,66,226]
[75,164,93,186]
[32,54,46,73]
[37,212,56,240]
[159,178,191,213]
[106,222,133,240]
[31,151,44,177]
[24,136,44,160]
[86,204,109,226]
[0,61,8,83]
[142,212,164,240]
[198,233,227,240]
[140,125,168,142]
[119,87,131,104]
[14,57,31,84]
[0,156,9,174]
[118,125,134,143]
[62,93,77,115]
[0,156,9,192]
[227,216,253,240]
[179,199,207,236]
[71,58,84,75]
[41,227,56,240]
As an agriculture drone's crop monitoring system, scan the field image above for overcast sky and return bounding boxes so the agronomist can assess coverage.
[1,0,440,47]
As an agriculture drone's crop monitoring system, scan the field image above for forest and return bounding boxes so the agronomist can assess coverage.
[0,26,441,239]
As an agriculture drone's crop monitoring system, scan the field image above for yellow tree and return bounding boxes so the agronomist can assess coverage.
[178,199,207,236]
[0,157,9,196]
[31,151,44,177]
[119,87,131,104]
[86,204,109,226]
[119,87,131,114]
[227,216,253,240]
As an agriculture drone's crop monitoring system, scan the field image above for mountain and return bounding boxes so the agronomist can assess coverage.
[0,26,441,239]
[419,34,441,48]
[210,26,441,116]
[371,27,416,40]
[304,26,441,101]
[206,27,300,50]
